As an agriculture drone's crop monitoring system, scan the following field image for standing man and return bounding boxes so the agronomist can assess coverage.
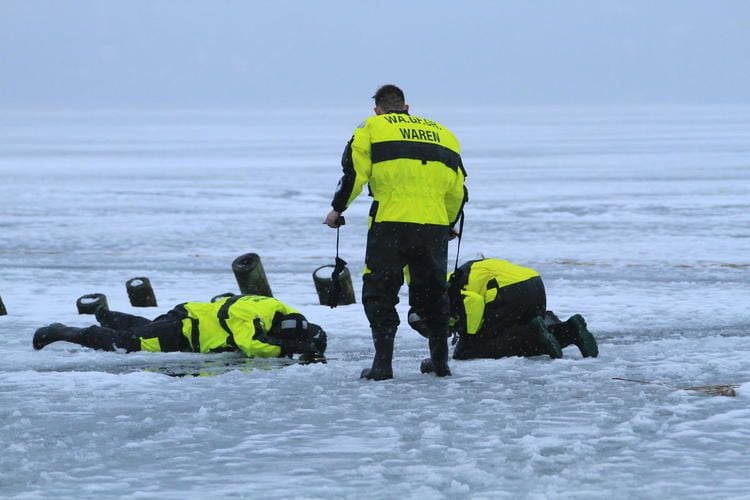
[324,85,468,380]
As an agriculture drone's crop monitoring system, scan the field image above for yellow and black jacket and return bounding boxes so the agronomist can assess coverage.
[449,259,540,336]
[331,111,467,227]
[141,295,299,357]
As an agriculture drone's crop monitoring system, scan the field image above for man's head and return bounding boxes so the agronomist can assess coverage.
[278,313,308,339]
[373,84,408,115]
[277,313,327,355]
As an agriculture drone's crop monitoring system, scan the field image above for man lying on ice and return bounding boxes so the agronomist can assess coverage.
[33,294,326,362]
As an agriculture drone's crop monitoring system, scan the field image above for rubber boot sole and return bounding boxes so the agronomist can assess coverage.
[360,367,393,380]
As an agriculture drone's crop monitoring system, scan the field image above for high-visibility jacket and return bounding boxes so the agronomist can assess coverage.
[160,295,299,357]
[449,259,540,335]
[331,111,467,227]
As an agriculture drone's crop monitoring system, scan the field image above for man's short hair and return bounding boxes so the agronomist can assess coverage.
[372,84,406,112]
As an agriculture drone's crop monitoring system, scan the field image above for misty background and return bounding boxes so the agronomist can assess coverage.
[2,0,749,110]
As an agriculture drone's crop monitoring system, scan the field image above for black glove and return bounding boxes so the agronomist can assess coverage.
[278,339,299,358]
[298,350,327,364]
[279,337,326,363]
[289,326,328,363]
[298,329,328,364]
[277,331,306,358]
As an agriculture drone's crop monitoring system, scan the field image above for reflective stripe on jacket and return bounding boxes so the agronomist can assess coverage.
[177,295,300,357]
[451,259,539,335]
[332,112,467,226]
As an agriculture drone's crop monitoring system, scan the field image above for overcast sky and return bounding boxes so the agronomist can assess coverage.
[2,0,749,109]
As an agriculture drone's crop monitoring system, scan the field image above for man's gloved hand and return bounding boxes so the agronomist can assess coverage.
[278,339,299,358]
[297,332,327,364]
[298,350,327,364]
[280,338,326,363]
[292,327,327,363]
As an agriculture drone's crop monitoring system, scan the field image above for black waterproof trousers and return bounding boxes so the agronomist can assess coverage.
[83,309,188,352]
[362,222,450,338]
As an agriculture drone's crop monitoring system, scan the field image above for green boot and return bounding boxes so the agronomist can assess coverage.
[529,316,563,359]
[568,314,599,358]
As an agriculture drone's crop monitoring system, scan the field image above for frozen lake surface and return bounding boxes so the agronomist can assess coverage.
[1,106,749,499]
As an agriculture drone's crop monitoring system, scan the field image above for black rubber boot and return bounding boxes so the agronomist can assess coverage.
[420,358,434,373]
[33,323,86,350]
[548,321,576,348]
[360,330,395,381]
[34,323,133,352]
[428,336,451,377]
